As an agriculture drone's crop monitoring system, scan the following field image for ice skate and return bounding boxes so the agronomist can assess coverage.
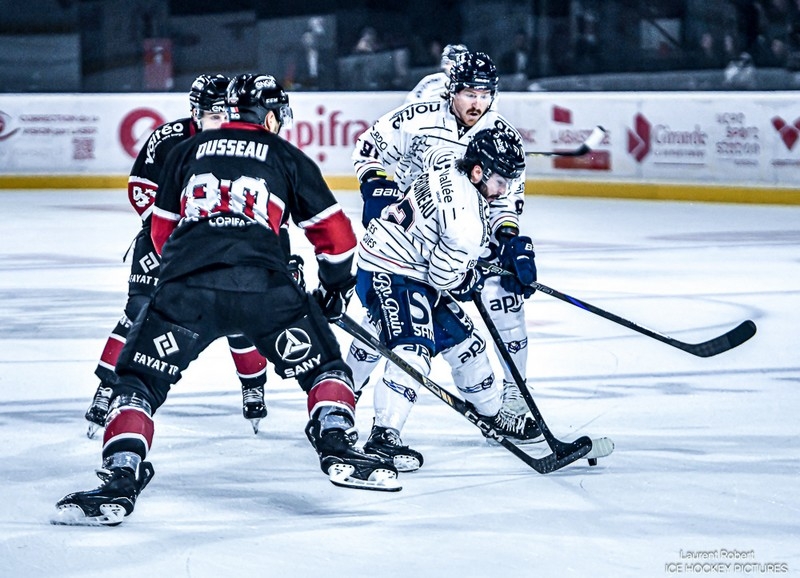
[487,409,543,444]
[84,383,114,439]
[363,424,424,472]
[51,461,154,526]
[242,385,267,434]
[306,420,401,492]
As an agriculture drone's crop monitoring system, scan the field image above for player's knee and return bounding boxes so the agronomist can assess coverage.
[306,369,356,417]
[380,343,430,402]
[102,393,154,460]
[384,343,430,380]
[441,331,487,371]
[124,295,150,324]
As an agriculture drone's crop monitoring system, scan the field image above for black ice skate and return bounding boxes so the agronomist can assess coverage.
[242,385,267,434]
[363,424,424,472]
[84,383,114,439]
[51,462,154,526]
[488,409,544,444]
[306,421,401,492]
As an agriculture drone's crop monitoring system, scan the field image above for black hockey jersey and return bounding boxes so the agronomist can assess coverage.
[127,117,196,224]
[151,121,356,289]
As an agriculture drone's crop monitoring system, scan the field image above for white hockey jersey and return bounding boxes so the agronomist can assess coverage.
[405,72,449,104]
[352,99,526,235]
[358,164,490,291]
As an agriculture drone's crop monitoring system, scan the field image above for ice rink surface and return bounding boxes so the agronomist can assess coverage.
[0,189,797,577]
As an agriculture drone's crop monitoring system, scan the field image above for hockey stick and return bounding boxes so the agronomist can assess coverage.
[525,125,606,157]
[470,292,603,462]
[477,260,757,357]
[335,314,591,474]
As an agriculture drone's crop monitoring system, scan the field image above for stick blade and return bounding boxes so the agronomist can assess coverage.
[686,320,757,357]
[584,125,607,150]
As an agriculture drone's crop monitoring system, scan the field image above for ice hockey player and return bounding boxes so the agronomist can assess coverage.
[353,128,542,472]
[84,74,274,437]
[53,74,399,527]
[405,43,468,104]
[349,51,539,459]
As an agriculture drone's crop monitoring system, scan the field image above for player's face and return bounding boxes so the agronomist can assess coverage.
[199,110,227,130]
[452,88,492,127]
[480,172,512,201]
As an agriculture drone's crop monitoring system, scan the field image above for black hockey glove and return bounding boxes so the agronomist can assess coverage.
[312,276,357,321]
[359,175,402,227]
[287,254,306,292]
[498,234,537,298]
[450,269,485,302]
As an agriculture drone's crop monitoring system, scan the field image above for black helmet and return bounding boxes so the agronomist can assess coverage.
[463,128,525,180]
[189,74,229,114]
[226,73,293,128]
[449,51,499,97]
[441,43,468,69]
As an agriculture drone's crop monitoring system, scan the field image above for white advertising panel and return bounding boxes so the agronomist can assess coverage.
[0,92,797,196]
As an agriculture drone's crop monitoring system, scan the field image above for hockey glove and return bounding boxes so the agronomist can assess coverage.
[359,176,402,227]
[450,269,485,302]
[312,276,357,321]
[287,254,306,292]
[498,235,537,298]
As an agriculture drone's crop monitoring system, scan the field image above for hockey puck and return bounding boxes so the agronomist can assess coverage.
[588,458,598,466]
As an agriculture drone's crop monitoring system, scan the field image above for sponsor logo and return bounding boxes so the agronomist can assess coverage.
[208,215,250,227]
[372,273,404,338]
[132,351,179,376]
[118,108,167,158]
[771,116,800,150]
[139,252,159,274]
[488,294,523,314]
[282,106,371,163]
[0,111,20,141]
[284,354,322,377]
[153,331,179,357]
[275,328,312,362]
[505,337,528,354]
[384,379,418,403]
[457,334,487,364]
[550,105,610,171]
[627,113,651,162]
[390,102,443,129]
[626,113,707,165]
[459,374,495,394]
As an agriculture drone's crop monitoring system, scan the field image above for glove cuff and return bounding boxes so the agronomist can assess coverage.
[495,224,519,243]
[360,169,388,184]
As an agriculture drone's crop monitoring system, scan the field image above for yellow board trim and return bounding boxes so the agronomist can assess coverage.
[0,174,797,205]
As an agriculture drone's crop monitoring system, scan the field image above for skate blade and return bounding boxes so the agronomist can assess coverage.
[393,455,422,473]
[50,503,126,527]
[86,423,102,439]
[585,437,615,465]
[248,418,262,435]
[327,463,402,492]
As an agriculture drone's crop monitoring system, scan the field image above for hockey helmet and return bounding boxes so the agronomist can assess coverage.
[189,74,229,114]
[463,128,525,181]
[441,43,468,69]
[226,74,293,129]
[449,51,499,97]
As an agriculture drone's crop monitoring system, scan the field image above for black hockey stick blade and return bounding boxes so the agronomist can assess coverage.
[476,260,756,358]
[525,125,606,157]
[680,319,757,358]
[335,314,588,474]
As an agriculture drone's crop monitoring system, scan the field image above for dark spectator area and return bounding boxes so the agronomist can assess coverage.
[1,0,799,92]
